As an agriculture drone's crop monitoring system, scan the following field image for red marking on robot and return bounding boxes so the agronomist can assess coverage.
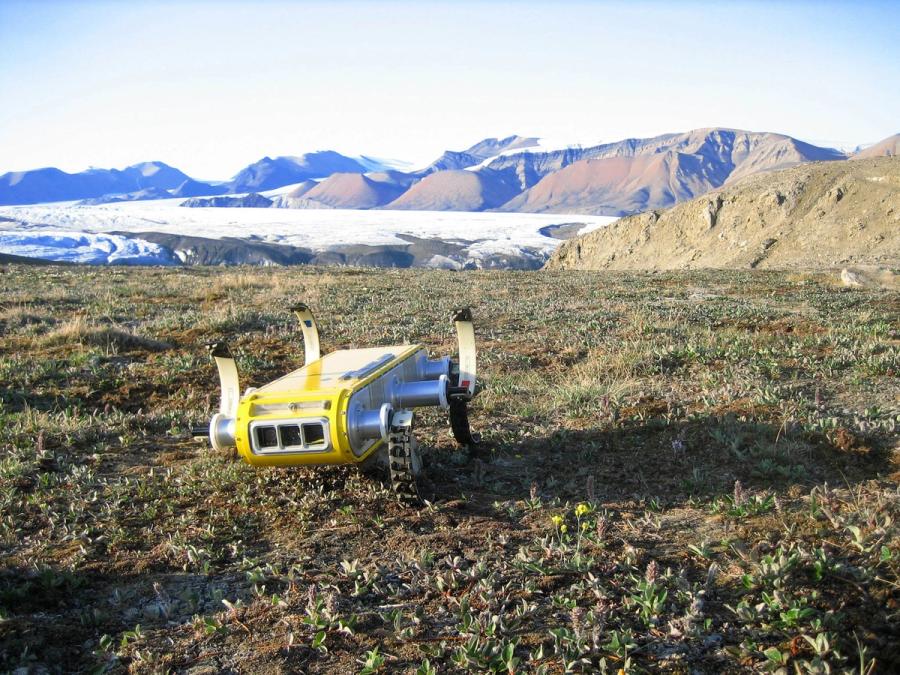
[461,380,470,387]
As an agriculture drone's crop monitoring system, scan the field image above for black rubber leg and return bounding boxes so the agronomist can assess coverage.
[449,400,476,448]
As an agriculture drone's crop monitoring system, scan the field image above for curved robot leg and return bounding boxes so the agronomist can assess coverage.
[448,308,479,450]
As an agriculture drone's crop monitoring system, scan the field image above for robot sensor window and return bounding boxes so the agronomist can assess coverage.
[302,423,326,447]
[251,420,330,454]
[256,425,278,449]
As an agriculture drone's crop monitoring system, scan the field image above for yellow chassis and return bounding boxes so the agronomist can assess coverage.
[235,344,422,467]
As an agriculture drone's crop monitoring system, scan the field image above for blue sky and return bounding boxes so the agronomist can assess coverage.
[1,0,898,179]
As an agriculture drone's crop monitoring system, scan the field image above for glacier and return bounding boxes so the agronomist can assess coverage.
[0,230,177,265]
[0,199,617,266]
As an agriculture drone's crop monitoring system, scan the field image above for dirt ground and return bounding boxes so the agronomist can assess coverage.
[0,264,897,673]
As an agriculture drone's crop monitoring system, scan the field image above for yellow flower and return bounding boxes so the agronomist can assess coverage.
[550,515,563,528]
[560,524,568,533]
[581,521,590,531]
[575,503,590,517]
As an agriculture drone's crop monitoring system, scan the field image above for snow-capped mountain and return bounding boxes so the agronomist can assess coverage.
[416,135,541,174]
[228,151,389,192]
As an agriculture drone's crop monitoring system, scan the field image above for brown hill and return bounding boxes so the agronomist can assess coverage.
[545,156,900,271]
[386,170,519,211]
[499,128,845,215]
[853,133,900,159]
[500,153,709,215]
[302,173,406,209]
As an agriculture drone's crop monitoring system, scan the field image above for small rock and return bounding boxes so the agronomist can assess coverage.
[703,633,724,649]
[840,266,898,289]
[185,665,220,675]
[841,269,863,286]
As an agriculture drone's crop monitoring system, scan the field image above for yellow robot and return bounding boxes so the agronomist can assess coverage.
[194,305,478,500]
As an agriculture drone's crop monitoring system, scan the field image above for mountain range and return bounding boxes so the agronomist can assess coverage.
[1,129,897,215]
[0,161,196,205]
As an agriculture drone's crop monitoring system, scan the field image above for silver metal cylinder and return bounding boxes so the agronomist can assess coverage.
[418,355,451,380]
[209,413,236,450]
[349,402,392,449]
[392,374,449,409]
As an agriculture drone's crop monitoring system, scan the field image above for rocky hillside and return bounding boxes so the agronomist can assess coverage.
[545,156,900,270]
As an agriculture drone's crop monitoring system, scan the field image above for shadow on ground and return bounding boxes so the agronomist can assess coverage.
[423,414,890,509]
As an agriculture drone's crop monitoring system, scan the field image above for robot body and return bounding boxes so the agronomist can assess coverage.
[196,305,478,500]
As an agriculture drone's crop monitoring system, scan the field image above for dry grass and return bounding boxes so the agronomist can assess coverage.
[0,303,56,335]
[40,315,171,352]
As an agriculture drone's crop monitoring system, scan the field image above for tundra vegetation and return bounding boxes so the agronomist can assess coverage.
[0,264,897,673]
